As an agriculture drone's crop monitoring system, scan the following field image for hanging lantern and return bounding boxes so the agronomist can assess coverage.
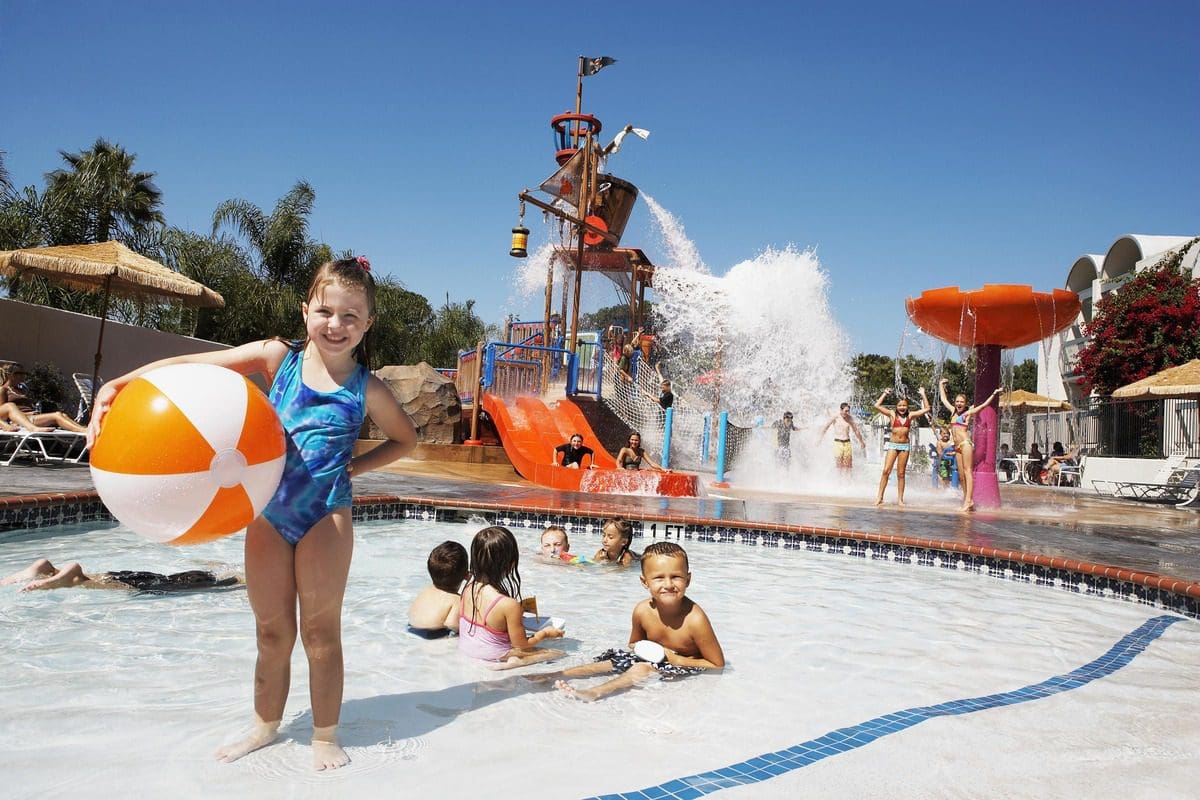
[509,201,529,258]
[509,226,530,258]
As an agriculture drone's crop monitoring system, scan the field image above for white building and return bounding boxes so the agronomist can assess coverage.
[1036,234,1199,488]
[1040,234,1200,408]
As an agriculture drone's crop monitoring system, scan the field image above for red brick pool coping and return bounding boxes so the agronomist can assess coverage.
[5,489,1198,603]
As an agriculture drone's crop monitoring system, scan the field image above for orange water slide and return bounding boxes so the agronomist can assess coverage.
[481,393,612,491]
[481,393,699,496]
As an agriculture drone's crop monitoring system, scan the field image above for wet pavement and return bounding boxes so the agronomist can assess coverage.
[3,459,1199,585]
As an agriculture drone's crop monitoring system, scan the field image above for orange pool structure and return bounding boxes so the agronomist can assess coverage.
[905,285,1080,348]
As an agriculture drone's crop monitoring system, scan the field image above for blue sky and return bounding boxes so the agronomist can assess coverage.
[2,1,1196,357]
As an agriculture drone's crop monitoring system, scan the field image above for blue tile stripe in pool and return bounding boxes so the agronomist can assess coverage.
[584,615,1184,800]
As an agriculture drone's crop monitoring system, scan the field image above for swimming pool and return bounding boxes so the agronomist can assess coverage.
[2,516,1197,799]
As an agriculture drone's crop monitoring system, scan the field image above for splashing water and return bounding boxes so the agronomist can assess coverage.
[511,240,562,302]
[642,195,887,495]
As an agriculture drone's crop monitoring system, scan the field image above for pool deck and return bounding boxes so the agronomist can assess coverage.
[3,459,1199,591]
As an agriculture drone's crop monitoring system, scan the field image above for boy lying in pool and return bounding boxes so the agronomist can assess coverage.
[2,558,242,592]
[407,540,468,638]
[529,541,724,701]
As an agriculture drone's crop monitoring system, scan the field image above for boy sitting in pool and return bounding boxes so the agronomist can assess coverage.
[407,541,468,638]
[2,558,241,592]
[531,541,724,701]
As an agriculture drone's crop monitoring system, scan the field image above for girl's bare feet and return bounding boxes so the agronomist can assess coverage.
[216,718,281,764]
[312,726,350,771]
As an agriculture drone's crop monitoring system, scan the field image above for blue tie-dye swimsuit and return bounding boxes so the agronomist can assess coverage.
[262,345,368,544]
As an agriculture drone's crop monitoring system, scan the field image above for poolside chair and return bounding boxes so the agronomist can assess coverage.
[73,372,101,423]
[1094,455,1200,504]
[0,427,89,466]
[1051,447,1087,487]
[1053,459,1082,487]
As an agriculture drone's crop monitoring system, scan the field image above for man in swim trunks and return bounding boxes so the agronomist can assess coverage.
[2,558,241,592]
[530,541,725,701]
[553,434,595,469]
[818,402,866,473]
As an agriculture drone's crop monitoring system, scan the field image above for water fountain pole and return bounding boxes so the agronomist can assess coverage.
[906,285,1080,510]
[972,343,1003,507]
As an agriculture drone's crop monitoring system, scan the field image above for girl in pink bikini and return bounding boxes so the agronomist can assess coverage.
[873,387,931,507]
[459,526,565,669]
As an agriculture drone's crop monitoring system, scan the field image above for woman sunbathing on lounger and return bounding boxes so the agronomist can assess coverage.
[2,558,243,592]
[0,365,85,433]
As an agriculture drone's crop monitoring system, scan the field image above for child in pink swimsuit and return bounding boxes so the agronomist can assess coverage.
[459,526,565,669]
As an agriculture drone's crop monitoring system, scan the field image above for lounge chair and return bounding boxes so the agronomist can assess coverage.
[0,427,89,466]
[1093,454,1200,504]
[73,372,101,423]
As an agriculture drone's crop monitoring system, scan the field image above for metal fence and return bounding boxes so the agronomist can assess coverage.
[1026,397,1198,458]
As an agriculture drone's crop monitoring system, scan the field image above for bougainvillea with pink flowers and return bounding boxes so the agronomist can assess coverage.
[1074,248,1200,395]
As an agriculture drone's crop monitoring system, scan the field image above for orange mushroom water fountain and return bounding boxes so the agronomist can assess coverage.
[905,285,1080,508]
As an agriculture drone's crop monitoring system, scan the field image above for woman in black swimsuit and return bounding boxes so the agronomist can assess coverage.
[616,432,660,470]
[2,558,242,592]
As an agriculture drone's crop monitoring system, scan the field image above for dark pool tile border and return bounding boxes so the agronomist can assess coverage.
[4,491,1198,619]
[0,491,115,534]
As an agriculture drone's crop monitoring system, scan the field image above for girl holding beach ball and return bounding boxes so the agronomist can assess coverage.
[88,256,417,771]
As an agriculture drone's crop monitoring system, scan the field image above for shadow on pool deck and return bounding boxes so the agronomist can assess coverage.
[3,459,1199,584]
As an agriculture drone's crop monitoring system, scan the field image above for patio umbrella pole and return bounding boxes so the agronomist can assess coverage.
[89,274,113,412]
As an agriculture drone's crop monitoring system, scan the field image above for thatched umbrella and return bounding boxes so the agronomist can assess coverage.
[1112,359,1200,400]
[999,390,1073,452]
[999,389,1073,411]
[0,241,225,406]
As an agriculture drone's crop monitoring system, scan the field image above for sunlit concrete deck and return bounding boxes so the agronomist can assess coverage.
[2,459,1198,588]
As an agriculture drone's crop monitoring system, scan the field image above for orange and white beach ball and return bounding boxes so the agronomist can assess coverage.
[90,363,286,544]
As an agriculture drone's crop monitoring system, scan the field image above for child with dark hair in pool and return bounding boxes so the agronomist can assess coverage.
[530,541,725,701]
[2,558,242,592]
[407,541,468,638]
[594,517,639,566]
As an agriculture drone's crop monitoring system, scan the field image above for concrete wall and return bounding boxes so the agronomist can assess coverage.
[0,297,228,393]
[1082,456,1164,490]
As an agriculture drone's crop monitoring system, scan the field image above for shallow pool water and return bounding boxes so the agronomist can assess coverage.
[1,518,1197,799]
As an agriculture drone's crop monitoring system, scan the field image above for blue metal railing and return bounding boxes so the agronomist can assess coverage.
[481,340,576,398]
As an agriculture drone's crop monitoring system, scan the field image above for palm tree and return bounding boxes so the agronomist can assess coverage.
[0,150,11,197]
[212,181,321,288]
[45,138,164,243]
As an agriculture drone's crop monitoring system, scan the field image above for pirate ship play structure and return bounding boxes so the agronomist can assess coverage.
[455,56,699,496]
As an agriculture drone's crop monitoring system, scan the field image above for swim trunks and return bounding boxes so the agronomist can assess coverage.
[262,345,369,544]
[595,647,702,680]
[833,439,853,467]
[102,570,238,593]
[407,625,455,639]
